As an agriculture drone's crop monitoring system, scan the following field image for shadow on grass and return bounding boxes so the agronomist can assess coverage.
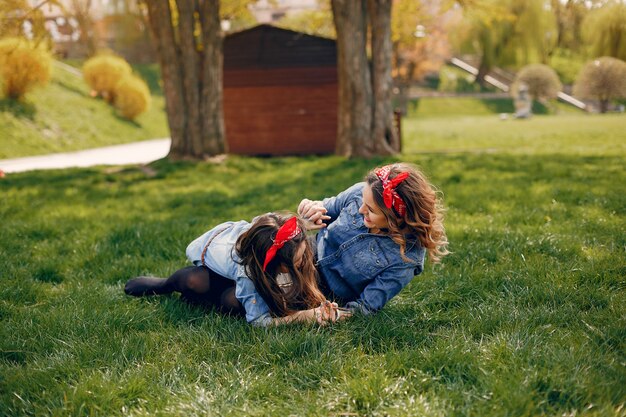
[52,78,88,97]
[133,63,163,95]
[0,98,36,120]
[112,110,142,127]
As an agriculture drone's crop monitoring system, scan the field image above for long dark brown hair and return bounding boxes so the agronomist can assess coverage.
[235,213,326,317]
[366,162,449,263]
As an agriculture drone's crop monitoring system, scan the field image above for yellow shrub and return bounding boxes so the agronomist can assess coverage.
[0,38,51,100]
[113,75,151,120]
[83,54,131,103]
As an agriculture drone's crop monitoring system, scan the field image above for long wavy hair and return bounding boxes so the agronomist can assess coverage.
[366,162,449,263]
[235,213,326,317]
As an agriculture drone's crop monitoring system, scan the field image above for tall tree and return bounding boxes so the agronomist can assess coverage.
[69,0,97,56]
[331,0,397,158]
[143,0,225,159]
[454,0,557,86]
[582,1,626,61]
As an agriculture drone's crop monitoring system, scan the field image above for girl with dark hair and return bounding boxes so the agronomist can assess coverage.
[125,213,340,326]
[298,162,449,315]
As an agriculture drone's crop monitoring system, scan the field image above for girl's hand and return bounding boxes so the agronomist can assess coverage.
[314,301,340,325]
[298,199,330,230]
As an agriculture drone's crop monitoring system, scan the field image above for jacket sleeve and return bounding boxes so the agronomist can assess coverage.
[322,182,364,222]
[346,263,423,314]
[234,266,273,326]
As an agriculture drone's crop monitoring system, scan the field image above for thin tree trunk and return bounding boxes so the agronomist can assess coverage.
[331,0,374,157]
[145,1,187,158]
[199,0,226,155]
[176,0,203,157]
[368,0,398,154]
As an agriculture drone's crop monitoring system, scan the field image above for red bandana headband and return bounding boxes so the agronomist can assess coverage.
[375,165,409,217]
[263,216,302,271]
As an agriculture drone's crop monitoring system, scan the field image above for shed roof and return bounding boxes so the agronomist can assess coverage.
[224,24,337,70]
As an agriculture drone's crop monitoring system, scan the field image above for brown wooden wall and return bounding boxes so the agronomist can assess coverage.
[224,66,337,156]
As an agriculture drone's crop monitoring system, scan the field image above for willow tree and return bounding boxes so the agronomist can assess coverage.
[582,2,626,61]
[455,0,557,86]
[143,0,224,159]
[331,0,399,157]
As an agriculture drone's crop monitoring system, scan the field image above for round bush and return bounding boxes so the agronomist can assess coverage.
[113,75,151,120]
[83,54,132,103]
[574,57,626,113]
[512,64,562,101]
[0,38,51,100]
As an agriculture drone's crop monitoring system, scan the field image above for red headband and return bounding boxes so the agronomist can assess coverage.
[375,165,409,217]
[263,217,302,271]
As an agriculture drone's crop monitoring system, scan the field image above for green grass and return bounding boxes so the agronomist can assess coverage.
[405,97,580,118]
[402,113,626,155]
[1,113,625,416]
[0,63,168,159]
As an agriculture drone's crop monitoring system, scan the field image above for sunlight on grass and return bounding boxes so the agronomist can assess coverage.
[1,113,625,416]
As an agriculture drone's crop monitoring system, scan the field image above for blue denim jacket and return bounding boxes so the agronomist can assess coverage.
[185,219,273,326]
[316,183,425,314]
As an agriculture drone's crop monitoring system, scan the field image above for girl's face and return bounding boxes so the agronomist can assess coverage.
[293,241,307,269]
[359,184,390,233]
[280,241,308,273]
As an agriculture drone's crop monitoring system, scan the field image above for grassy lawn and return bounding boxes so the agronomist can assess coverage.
[1,112,625,416]
[0,63,168,159]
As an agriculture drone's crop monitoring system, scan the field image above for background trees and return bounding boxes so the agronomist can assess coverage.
[582,1,626,61]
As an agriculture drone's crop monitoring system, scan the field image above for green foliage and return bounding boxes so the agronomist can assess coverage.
[0,114,625,416]
[573,57,626,112]
[0,37,51,100]
[549,49,585,85]
[512,64,562,101]
[276,1,335,39]
[453,0,558,77]
[582,2,626,61]
[437,66,494,93]
[83,54,132,103]
[220,0,258,32]
[114,74,151,120]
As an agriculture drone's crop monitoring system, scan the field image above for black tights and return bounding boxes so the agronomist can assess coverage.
[124,266,244,315]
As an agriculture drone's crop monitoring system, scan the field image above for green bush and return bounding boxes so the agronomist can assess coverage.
[0,37,51,100]
[573,57,626,113]
[83,54,131,103]
[511,64,562,101]
[549,50,584,85]
[113,74,151,120]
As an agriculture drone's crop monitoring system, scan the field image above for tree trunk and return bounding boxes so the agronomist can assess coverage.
[144,0,225,160]
[199,0,226,155]
[72,0,97,56]
[599,99,609,113]
[368,0,398,154]
[331,0,374,157]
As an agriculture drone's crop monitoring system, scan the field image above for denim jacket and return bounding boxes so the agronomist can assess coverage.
[316,183,425,314]
[185,219,273,327]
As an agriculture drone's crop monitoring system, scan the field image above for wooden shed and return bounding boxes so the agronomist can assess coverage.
[223,25,337,155]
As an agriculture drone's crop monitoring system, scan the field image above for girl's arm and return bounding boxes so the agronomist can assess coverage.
[298,182,365,227]
[269,302,345,326]
[347,265,419,315]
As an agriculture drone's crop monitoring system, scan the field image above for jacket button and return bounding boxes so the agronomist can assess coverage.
[252,299,256,304]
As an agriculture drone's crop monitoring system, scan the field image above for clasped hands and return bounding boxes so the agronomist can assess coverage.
[297,199,331,230]
[314,300,352,325]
